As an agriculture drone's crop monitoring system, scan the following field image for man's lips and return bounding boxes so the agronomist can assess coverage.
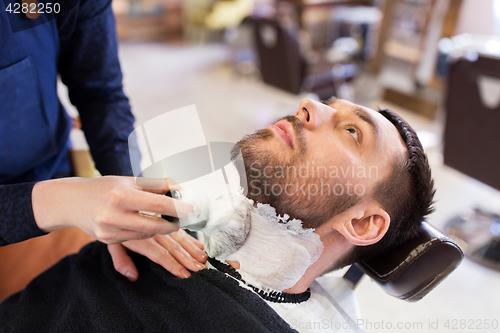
[266,120,294,149]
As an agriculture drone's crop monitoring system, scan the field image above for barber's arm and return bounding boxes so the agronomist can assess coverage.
[32,176,207,280]
[0,183,46,247]
[56,0,207,279]
[31,177,190,242]
[0,177,186,246]
[0,177,206,280]
[57,0,134,177]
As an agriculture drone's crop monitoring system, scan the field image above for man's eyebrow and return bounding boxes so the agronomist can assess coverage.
[321,96,337,106]
[352,107,380,141]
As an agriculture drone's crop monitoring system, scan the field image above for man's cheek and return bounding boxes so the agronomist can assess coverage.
[249,161,262,178]
[249,179,262,196]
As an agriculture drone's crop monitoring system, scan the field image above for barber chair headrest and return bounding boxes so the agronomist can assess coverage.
[347,222,463,302]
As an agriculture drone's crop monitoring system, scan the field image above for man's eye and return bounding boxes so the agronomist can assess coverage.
[347,127,358,141]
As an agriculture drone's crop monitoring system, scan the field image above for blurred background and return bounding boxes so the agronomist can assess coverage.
[60,0,500,332]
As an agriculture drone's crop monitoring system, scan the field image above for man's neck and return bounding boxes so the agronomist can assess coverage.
[283,253,333,293]
[285,230,351,294]
[226,259,315,294]
[227,231,350,294]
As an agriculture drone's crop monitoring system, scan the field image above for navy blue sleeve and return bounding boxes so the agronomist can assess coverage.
[57,0,136,177]
[0,183,46,247]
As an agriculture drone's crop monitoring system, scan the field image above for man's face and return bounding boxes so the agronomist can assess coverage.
[235,98,407,227]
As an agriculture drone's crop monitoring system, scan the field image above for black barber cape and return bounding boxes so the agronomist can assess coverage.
[0,242,297,333]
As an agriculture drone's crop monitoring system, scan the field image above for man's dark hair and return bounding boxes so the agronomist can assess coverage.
[334,108,436,269]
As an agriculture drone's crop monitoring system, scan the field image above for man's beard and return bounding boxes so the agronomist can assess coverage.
[232,116,360,229]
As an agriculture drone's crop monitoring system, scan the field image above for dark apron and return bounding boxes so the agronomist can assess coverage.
[0,0,71,184]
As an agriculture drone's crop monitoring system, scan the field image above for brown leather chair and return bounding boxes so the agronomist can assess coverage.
[344,222,464,302]
[251,18,357,100]
[442,54,500,270]
[444,55,500,191]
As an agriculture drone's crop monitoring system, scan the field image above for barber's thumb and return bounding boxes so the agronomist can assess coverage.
[108,244,139,282]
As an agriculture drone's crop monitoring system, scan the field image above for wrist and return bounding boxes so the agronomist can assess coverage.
[32,178,81,232]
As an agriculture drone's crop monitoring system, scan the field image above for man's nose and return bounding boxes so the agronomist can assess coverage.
[294,98,330,131]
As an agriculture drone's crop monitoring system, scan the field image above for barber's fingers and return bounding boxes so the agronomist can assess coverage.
[97,227,155,244]
[169,229,207,262]
[117,185,195,218]
[93,213,177,243]
[123,236,203,278]
[134,177,180,195]
[107,243,139,282]
[133,177,171,194]
[106,212,180,237]
[156,231,207,269]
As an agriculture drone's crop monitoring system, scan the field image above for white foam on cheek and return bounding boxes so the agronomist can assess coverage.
[224,203,324,292]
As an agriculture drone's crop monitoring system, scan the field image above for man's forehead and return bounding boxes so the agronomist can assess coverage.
[330,99,378,119]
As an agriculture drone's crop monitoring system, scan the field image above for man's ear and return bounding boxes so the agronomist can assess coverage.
[331,201,390,246]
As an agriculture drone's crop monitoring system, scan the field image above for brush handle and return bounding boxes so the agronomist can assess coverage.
[161,190,181,223]
[161,188,210,229]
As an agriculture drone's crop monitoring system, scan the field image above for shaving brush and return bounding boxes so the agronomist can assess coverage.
[163,187,252,259]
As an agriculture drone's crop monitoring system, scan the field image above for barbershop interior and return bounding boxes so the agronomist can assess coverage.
[2,0,500,332]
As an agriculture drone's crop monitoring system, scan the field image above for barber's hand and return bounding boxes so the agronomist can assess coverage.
[32,176,194,244]
[108,230,208,281]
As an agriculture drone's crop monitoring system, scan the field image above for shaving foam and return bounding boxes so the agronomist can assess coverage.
[173,188,252,259]
[223,202,324,292]
[172,187,324,292]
